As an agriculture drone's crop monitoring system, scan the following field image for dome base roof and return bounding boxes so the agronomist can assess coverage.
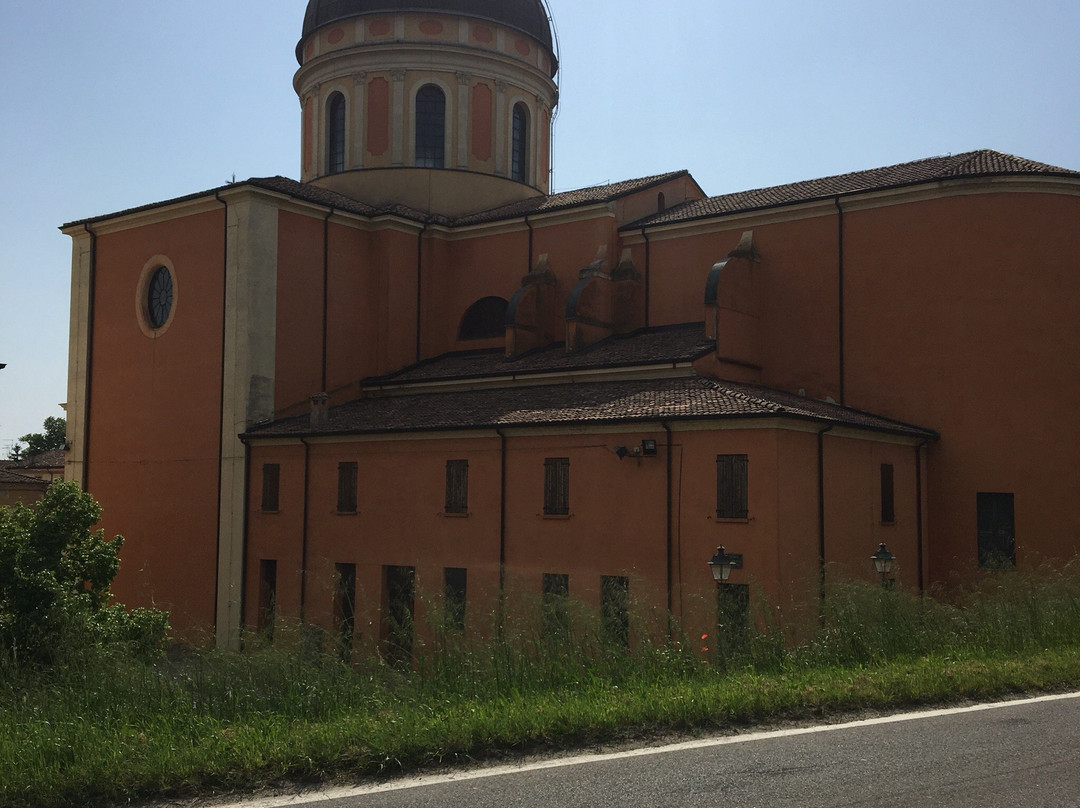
[299,0,555,63]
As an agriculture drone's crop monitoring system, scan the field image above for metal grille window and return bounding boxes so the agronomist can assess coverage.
[327,92,346,174]
[511,103,529,183]
[261,463,280,512]
[716,454,748,519]
[333,563,356,662]
[880,463,895,524]
[542,572,569,640]
[444,567,467,631]
[415,85,446,168]
[258,559,277,639]
[445,460,468,514]
[543,457,570,515]
[601,575,629,649]
[977,492,1016,569]
[337,462,358,513]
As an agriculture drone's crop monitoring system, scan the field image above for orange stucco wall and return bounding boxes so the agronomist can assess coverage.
[841,192,1080,573]
[85,210,226,635]
[245,425,920,647]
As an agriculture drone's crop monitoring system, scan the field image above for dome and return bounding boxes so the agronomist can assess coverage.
[298,0,555,63]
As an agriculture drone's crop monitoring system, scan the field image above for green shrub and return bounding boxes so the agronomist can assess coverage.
[0,482,168,667]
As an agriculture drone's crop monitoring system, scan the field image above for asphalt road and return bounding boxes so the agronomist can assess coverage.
[238,692,1080,808]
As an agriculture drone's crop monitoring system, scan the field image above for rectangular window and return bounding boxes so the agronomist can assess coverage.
[444,567,467,631]
[716,582,751,659]
[601,575,630,649]
[716,454,749,519]
[382,565,415,667]
[257,559,277,639]
[261,463,280,512]
[880,463,895,524]
[544,457,570,515]
[542,572,569,640]
[445,460,469,514]
[337,462,358,513]
[977,492,1016,569]
[333,563,356,662]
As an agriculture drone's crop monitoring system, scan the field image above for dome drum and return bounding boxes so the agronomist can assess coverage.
[294,0,558,214]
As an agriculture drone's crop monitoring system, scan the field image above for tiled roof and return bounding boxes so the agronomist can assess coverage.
[367,324,715,386]
[0,469,48,487]
[61,171,689,230]
[450,171,691,226]
[245,376,936,440]
[626,150,1080,229]
[10,449,66,470]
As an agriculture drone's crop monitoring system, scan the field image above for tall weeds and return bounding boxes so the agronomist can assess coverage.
[4,563,1080,807]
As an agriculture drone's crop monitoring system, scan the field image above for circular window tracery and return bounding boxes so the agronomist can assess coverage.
[136,256,178,338]
[147,266,174,329]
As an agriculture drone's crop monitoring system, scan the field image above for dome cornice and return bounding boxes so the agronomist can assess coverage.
[298,0,555,67]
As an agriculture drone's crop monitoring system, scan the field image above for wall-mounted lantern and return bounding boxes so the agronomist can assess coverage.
[708,545,743,583]
[872,542,895,588]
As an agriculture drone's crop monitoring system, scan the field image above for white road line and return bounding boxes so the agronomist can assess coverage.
[236,690,1080,807]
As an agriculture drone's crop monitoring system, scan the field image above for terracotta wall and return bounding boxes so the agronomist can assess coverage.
[87,210,226,634]
[245,424,920,647]
[841,192,1080,574]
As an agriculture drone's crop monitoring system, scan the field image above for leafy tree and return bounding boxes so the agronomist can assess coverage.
[0,482,168,666]
[8,416,67,461]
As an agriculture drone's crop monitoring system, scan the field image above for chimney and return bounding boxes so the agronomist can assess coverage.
[310,392,330,428]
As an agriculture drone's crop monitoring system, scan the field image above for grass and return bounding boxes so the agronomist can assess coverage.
[3,561,1080,808]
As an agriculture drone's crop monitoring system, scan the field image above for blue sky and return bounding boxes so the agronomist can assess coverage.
[1,0,1078,450]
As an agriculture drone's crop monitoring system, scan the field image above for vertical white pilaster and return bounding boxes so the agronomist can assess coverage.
[63,230,93,486]
[456,72,471,169]
[216,193,278,651]
[391,70,406,166]
[353,73,367,169]
[494,80,507,176]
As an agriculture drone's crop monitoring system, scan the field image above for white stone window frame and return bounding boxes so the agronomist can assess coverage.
[322,83,352,175]
[408,77,454,169]
[506,93,537,188]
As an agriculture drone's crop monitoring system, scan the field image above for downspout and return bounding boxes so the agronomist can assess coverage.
[495,427,508,639]
[642,227,652,328]
[662,421,673,620]
[915,439,928,594]
[415,222,427,364]
[817,425,834,607]
[321,207,334,392]
[81,224,98,493]
[834,197,845,405]
[213,192,229,633]
[525,214,534,275]
[299,437,311,622]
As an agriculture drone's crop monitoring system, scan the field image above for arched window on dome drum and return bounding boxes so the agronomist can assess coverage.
[511,103,529,183]
[458,296,509,340]
[327,92,346,174]
[415,85,446,169]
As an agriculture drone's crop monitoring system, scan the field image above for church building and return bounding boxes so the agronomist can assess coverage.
[62,0,1080,650]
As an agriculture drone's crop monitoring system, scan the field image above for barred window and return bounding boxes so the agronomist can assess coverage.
[444,567,467,631]
[337,462,358,513]
[716,454,748,519]
[542,572,569,639]
[445,460,468,514]
[544,457,569,515]
[415,85,446,168]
